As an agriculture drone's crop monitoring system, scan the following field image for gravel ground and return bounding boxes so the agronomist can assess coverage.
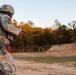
[12,43,76,75]
[15,59,76,75]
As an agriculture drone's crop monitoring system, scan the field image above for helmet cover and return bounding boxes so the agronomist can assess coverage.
[0,4,14,14]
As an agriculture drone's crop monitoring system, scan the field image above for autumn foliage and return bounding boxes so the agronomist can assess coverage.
[11,19,76,48]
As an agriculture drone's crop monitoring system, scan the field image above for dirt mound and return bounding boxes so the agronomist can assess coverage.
[46,43,76,56]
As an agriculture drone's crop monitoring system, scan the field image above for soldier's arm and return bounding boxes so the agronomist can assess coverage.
[1,15,19,35]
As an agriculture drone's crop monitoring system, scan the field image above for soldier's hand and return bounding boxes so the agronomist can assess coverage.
[18,28,22,34]
[18,28,26,34]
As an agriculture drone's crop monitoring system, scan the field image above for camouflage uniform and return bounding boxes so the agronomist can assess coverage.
[0,14,19,44]
[0,4,20,75]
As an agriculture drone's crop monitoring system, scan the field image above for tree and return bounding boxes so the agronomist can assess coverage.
[11,36,24,47]
[44,28,53,45]
[68,21,76,40]
[12,19,18,28]
[28,20,34,27]
[57,25,68,44]
[52,19,62,30]
[32,27,44,46]
[68,21,76,29]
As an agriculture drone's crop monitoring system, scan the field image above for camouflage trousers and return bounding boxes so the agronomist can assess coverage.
[0,36,17,75]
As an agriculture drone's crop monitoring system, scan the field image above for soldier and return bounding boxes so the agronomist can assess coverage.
[0,4,22,75]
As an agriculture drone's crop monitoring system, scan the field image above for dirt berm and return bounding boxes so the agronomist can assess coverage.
[46,43,76,56]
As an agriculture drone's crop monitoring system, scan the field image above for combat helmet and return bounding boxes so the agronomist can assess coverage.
[0,4,14,15]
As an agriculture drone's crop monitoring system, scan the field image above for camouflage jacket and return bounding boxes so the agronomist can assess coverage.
[0,14,19,41]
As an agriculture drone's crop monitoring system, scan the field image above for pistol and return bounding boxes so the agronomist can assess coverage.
[21,30,26,33]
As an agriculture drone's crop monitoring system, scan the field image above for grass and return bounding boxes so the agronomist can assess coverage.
[14,56,76,64]
[73,63,76,67]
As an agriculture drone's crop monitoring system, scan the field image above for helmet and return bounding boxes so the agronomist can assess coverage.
[0,4,14,15]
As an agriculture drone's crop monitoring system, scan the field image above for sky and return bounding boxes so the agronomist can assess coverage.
[0,0,76,28]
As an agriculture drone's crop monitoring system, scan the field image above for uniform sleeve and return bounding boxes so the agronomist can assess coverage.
[1,15,19,35]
